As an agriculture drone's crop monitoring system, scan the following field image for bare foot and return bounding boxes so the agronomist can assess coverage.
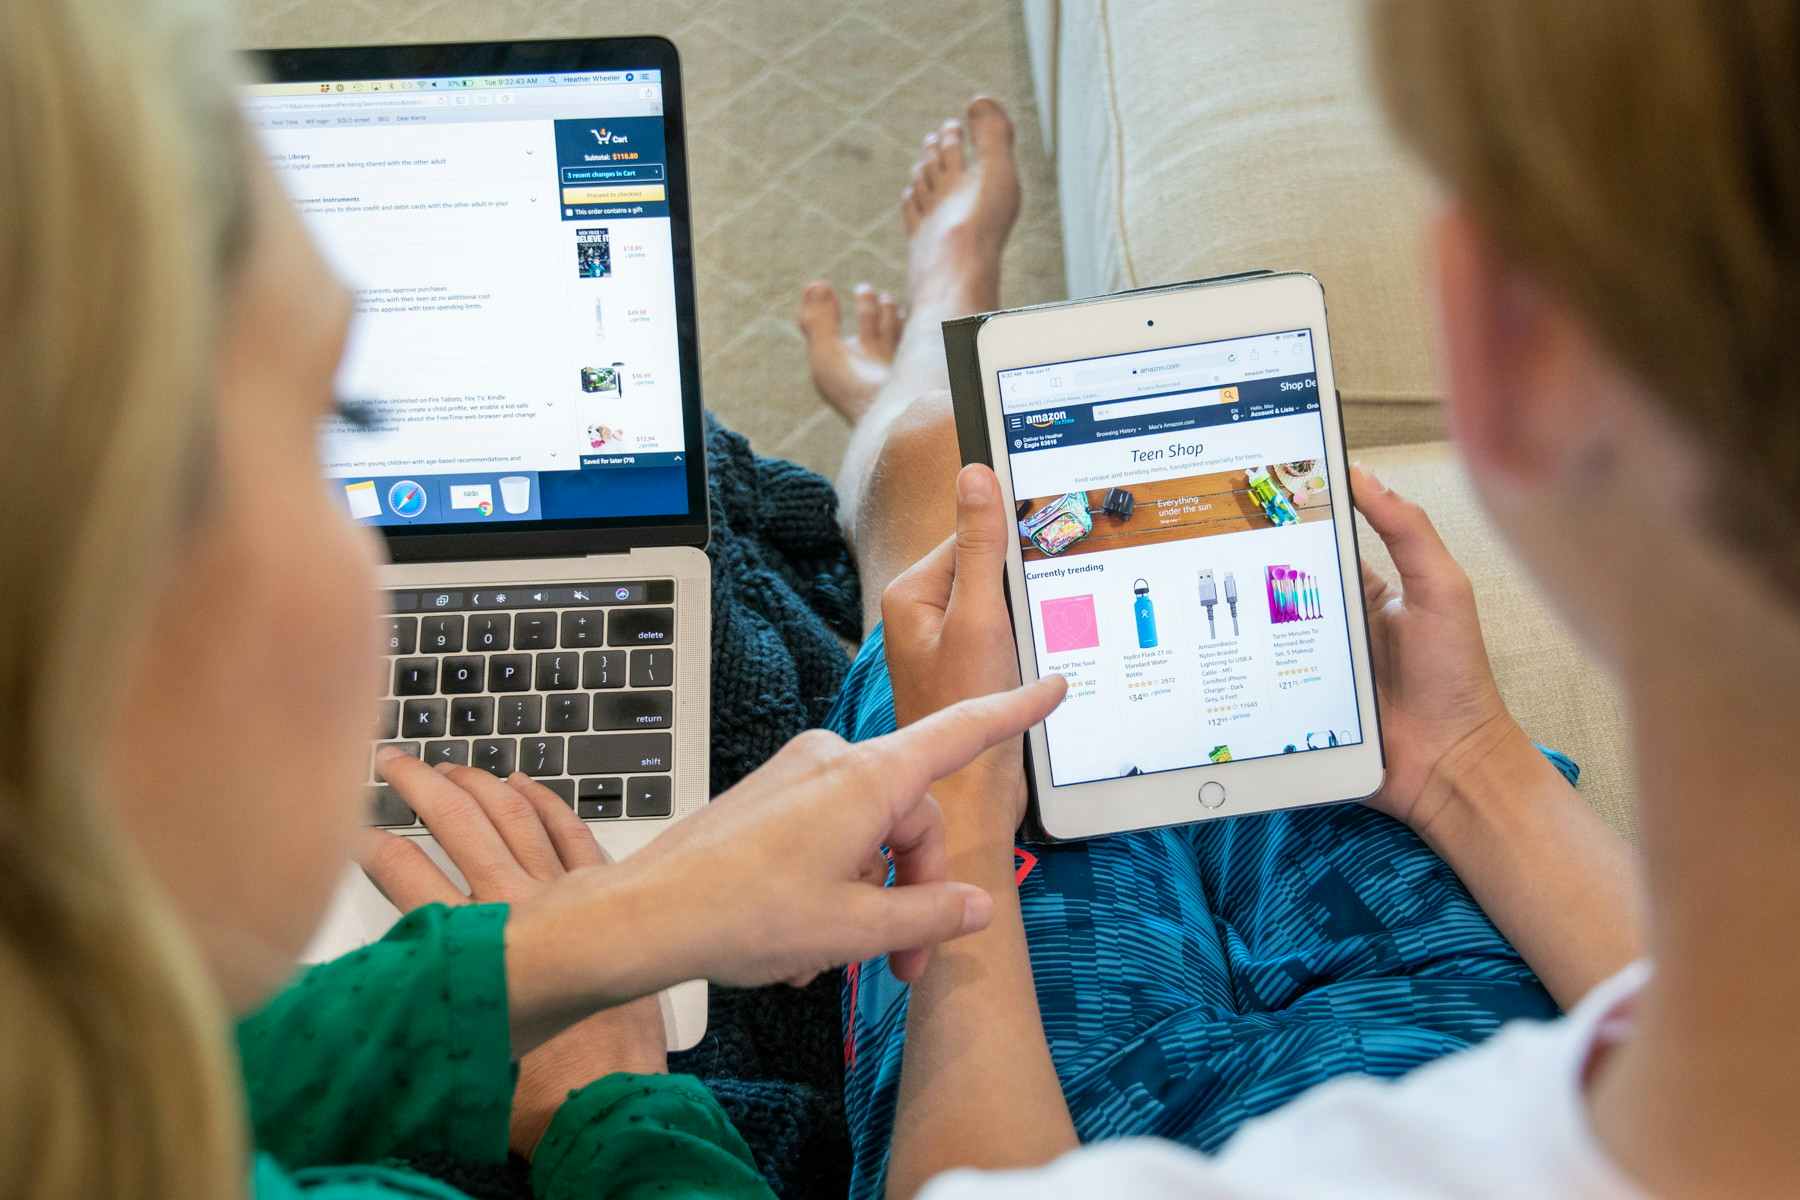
[900,96,1020,314]
[797,279,902,422]
[798,97,1021,423]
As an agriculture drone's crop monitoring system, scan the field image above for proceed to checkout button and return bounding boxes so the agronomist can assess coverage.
[561,183,667,204]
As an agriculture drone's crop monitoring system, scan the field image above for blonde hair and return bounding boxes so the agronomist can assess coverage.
[1370,1,1800,583]
[0,0,253,1195]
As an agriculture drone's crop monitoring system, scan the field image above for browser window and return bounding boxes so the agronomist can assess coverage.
[245,70,691,528]
[999,329,1364,785]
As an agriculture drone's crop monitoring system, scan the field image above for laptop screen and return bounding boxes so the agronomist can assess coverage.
[244,62,696,533]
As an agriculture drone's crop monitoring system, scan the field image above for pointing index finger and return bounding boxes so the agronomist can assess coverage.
[862,675,1067,813]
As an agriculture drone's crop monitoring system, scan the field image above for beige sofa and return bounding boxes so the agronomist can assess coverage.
[1022,0,1636,835]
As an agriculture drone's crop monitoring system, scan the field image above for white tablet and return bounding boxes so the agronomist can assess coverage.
[973,272,1383,840]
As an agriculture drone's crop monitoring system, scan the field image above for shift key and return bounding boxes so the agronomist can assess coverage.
[608,607,674,645]
[568,732,671,774]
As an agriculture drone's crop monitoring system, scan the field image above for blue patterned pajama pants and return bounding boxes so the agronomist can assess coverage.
[824,626,1572,1200]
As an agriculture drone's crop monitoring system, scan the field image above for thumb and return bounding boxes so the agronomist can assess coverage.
[1350,464,1460,600]
[849,880,994,983]
[946,464,1010,618]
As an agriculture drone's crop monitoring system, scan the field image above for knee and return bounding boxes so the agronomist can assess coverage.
[868,388,959,492]
[848,388,964,585]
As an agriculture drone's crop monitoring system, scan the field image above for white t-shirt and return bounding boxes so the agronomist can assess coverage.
[923,962,1651,1199]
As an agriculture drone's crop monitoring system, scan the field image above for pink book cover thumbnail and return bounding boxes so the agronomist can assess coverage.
[1040,594,1100,653]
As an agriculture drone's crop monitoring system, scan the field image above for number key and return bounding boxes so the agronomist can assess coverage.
[421,614,464,652]
[469,613,510,651]
[385,617,418,655]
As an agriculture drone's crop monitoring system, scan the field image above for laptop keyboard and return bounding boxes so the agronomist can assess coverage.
[370,580,678,827]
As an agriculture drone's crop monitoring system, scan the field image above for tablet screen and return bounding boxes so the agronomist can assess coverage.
[997,329,1365,786]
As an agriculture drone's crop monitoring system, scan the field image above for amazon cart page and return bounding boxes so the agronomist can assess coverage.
[247,70,689,526]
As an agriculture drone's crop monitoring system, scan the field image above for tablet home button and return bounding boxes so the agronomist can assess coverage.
[1198,781,1227,809]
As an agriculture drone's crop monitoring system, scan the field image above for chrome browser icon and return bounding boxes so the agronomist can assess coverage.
[387,479,428,519]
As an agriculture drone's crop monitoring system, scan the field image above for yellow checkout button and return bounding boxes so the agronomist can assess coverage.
[561,183,667,205]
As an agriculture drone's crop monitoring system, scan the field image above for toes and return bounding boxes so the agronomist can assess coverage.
[854,283,881,347]
[905,114,975,229]
[876,292,902,354]
[796,280,841,341]
[965,95,1015,157]
[910,160,933,199]
[918,134,944,192]
[937,119,967,175]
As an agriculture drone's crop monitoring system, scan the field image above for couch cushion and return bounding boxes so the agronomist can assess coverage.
[1352,442,1636,839]
[1038,0,1445,447]
[1021,0,1060,156]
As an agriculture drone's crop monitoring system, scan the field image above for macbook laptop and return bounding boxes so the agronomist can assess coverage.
[245,37,710,1049]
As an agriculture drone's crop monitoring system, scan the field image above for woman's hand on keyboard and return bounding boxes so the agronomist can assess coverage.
[354,758,667,1156]
[357,675,1062,1047]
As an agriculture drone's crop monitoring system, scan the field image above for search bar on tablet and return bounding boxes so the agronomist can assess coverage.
[1092,386,1239,424]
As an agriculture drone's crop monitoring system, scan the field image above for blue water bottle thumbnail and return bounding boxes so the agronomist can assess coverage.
[1132,578,1158,648]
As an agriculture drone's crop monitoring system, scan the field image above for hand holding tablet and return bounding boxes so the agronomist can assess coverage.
[944,273,1385,840]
